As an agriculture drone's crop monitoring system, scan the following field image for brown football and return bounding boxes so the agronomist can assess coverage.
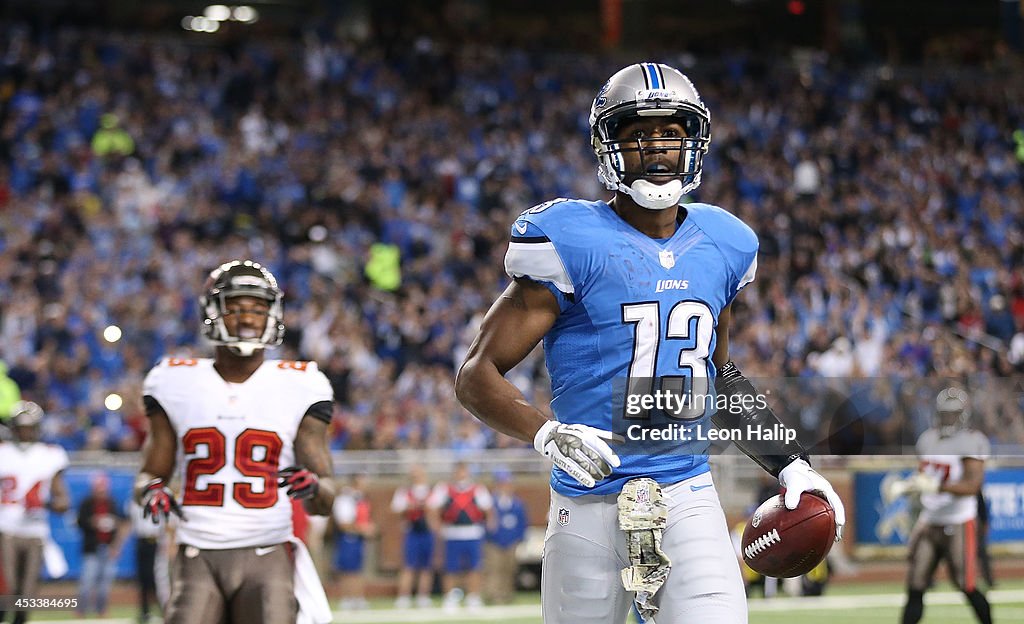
[741,491,836,578]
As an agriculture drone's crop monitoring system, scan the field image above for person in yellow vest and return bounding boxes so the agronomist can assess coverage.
[91,113,134,158]
[0,361,21,439]
[332,473,375,611]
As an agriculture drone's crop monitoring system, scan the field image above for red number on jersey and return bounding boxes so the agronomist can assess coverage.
[233,428,283,509]
[168,358,199,367]
[0,476,17,505]
[181,427,284,508]
[182,428,227,506]
[277,360,309,371]
[919,460,951,483]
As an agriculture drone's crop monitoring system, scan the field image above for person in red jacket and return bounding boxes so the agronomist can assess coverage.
[427,462,493,613]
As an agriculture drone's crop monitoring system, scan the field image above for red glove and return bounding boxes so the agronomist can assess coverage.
[277,466,319,500]
[140,479,184,524]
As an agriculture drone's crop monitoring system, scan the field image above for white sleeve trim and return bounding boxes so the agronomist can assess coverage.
[504,241,574,295]
[737,255,757,291]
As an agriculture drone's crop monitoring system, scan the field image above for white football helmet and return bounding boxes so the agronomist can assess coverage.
[200,260,284,356]
[934,387,969,437]
[590,62,711,210]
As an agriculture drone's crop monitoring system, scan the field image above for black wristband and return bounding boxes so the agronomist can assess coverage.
[713,361,809,477]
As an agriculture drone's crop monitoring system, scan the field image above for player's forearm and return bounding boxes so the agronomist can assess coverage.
[939,479,982,496]
[455,356,549,443]
[304,477,336,516]
[713,361,807,477]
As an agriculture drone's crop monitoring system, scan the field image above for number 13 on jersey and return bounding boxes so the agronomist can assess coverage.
[621,300,715,420]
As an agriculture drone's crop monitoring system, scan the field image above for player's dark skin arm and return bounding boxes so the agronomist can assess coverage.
[135,404,177,502]
[455,278,561,443]
[712,303,732,368]
[48,471,70,513]
[939,457,985,496]
[294,415,337,516]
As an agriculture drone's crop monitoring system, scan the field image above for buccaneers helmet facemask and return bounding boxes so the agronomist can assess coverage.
[591,63,711,210]
[201,260,285,357]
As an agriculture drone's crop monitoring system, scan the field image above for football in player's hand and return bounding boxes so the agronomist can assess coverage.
[741,491,836,578]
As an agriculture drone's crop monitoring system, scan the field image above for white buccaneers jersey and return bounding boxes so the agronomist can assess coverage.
[0,442,69,538]
[143,357,333,549]
[916,427,990,525]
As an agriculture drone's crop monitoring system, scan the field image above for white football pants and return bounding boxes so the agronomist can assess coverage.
[541,471,747,623]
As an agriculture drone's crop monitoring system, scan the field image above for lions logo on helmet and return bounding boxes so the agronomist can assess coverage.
[590,62,711,210]
[200,260,285,357]
[933,387,969,438]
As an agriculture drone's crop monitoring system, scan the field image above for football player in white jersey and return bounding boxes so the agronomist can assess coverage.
[888,388,993,624]
[135,260,336,624]
[0,401,70,624]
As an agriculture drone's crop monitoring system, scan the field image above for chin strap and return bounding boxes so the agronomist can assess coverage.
[618,179,684,210]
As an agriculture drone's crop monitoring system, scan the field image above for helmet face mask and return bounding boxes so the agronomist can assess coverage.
[591,63,711,210]
[200,260,284,357]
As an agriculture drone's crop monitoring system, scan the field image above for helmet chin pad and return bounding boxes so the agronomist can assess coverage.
[624,179,684,210]
[226,341,265,357]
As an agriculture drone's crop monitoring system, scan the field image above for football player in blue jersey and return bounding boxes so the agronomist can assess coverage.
[455,63,846,623]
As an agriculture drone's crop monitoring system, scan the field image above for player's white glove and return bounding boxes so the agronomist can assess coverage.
[534,420,621,488]
[778,458,846,542]
[884,472,940,503]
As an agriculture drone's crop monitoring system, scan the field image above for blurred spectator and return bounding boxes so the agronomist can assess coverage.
[390,465,436,609]
[483,469,527,605]
[76,473,129,618]
[332,473,375,611]
[0,362,21,430]
[428,461,492,613]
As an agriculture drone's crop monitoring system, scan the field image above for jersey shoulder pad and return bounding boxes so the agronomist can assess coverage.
[268,360,334,403]
[143,357,210,401]
[506,198,601,297]
[685,202,758,296]
[685,203,758,255]
[46,444,70,472]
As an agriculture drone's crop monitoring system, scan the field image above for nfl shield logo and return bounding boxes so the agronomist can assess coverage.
[557,507,570,526]
[637,484,650,504]
[751,510,762,528]
[659,249,675,269]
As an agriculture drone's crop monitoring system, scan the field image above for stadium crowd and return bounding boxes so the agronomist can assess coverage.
[1,18,1022,454]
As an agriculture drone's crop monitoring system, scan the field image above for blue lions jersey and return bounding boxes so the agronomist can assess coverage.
[505,199,758,496]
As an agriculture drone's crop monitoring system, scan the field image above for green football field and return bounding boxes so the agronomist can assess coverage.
[28,579,1024,623]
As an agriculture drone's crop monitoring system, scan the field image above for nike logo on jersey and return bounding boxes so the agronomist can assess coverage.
[514,221,530,235]
[254,546,278,556]
[655,279,689,293]
[690,484,712,492]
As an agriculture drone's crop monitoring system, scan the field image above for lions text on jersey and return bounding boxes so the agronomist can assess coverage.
[505,198,757,496]
[143,357,333,549]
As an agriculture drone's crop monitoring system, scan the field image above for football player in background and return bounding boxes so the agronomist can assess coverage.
[456,62,845,623]
[888,388,993,624]
[0,402,70,624]
[135,260,336,624]
[391,464,436,609]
